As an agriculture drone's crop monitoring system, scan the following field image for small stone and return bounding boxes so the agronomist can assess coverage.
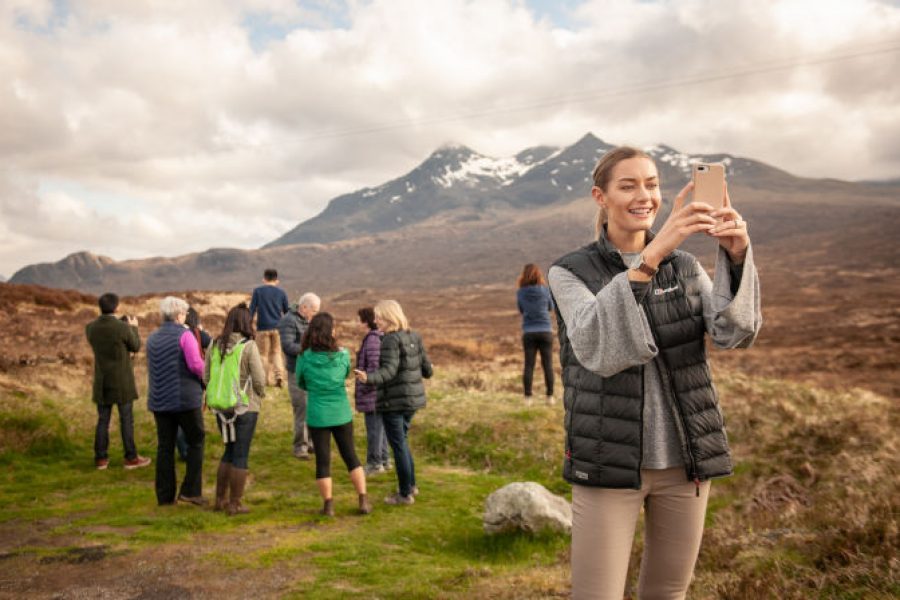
[483,482,571,535]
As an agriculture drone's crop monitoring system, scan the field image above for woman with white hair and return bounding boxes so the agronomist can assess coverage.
[145,296,207,506]
[354,300,433,506]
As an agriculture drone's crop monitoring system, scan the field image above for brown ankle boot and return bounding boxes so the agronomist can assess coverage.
[227,468,250,516]
[214,462,231,512]
[321,498,335,517]
[358,493,372,515]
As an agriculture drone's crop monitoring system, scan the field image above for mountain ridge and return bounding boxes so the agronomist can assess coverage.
[10,133,900,295]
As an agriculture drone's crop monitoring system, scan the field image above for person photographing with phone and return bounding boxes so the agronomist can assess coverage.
[549,147,762,599]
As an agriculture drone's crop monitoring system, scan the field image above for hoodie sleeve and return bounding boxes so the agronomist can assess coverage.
[245,341,266,398]
[549,265,658,377]
[179,330,205,379]
[690,245,763,349]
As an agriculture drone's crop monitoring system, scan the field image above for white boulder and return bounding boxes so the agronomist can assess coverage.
[483,481,572,535]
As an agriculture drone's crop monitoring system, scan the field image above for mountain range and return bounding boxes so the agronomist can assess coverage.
[9,133,900,297]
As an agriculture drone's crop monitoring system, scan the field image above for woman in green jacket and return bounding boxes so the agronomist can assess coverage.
[296,312,371,516]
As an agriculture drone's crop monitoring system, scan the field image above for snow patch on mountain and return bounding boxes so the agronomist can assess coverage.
[433,153,536,188]
[647,145,735,176]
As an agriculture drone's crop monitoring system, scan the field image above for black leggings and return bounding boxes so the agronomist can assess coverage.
[308,422,361,479]
[523,331,554,396]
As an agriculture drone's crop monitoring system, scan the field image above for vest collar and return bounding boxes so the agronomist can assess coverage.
[595,225,676,269]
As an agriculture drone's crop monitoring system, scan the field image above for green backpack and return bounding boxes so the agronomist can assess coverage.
[206,340,250,412]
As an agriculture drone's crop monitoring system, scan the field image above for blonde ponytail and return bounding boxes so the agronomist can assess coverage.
[594,207,607,239]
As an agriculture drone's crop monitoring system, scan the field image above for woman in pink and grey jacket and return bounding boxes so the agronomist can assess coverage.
[354,307,389,475]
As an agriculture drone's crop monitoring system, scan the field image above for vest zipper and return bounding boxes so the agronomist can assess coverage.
[642,294,700,492]
[637,364,645,490]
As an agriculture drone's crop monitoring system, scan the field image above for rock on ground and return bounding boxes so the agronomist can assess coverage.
[483,481,571,535]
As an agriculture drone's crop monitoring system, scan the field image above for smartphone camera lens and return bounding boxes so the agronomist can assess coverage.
[697,165,707,171]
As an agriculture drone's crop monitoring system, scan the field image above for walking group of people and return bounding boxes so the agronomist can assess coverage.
[86,269,433,518]
[87,145,762,598]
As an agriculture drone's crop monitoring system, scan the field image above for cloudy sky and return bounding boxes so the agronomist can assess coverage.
[2,0,899,278]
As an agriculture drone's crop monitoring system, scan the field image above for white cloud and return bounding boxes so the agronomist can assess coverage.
[0,0,898,277]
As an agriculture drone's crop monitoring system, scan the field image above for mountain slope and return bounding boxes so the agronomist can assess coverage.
[10,134,900,296]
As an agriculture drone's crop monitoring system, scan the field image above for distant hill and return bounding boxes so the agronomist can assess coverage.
[10,133,900,296]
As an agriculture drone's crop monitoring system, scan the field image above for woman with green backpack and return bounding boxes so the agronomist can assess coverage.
[203,303,266,516]
[295,312,371,517]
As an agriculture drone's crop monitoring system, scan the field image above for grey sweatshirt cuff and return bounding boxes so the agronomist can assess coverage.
[709,244,762,349]
[549,267,658,377]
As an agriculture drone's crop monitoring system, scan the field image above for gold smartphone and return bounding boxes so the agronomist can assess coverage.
[692,163,726,209]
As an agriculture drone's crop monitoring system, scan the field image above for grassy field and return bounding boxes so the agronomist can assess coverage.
[1,357,898,598]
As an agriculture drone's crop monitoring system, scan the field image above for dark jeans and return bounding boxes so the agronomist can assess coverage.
[176,427,188,461]
[382,410,416,497]
[364,411,390,468]
[153,408,205,504]
[308,421,361,479]
[94,402,137,461]
[523,331,554,396]
[217,412,258,470]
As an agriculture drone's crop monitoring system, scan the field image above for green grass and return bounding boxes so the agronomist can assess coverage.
[0,373,570,598]
[1,364,897,598]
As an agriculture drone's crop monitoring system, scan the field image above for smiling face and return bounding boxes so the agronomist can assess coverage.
[592,156,661,235]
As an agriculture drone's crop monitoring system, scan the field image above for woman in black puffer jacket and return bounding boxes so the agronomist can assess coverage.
[354,300,433,506]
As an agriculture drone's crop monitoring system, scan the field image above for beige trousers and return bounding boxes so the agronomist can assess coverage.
[571,468,711,600]
[255,329,285,386]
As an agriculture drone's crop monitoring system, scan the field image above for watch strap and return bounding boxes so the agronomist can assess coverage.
[635,255,658,277]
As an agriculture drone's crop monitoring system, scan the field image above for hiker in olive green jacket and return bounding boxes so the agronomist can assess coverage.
[295,312,370,517]
[85,292,151,471]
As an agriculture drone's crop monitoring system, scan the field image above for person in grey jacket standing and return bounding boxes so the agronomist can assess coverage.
[551,147,762,599]
[277,292,320,459]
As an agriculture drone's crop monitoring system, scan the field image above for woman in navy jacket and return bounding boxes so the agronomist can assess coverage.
[516,263,555,405]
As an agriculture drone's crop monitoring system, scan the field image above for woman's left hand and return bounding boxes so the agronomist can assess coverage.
[708,183,750,263]
[354,369,368,383]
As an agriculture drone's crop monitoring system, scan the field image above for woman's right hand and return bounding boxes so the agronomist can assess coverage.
[644,181,717,266]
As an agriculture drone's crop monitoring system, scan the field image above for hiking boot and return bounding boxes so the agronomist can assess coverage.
[294,446,310,460]
[358,494,372,515]
[321,498,335,517]
[546,395,556,406]
[364,464,385,476]
[95,458,109,470]
[382,461,392,472]
[410,486,420,497]
[177,494,208,507]
[524,395,534,406]
[384,493,414,506]
[123,456,151,470]
[214,462,231,511]
[226,468,250,516]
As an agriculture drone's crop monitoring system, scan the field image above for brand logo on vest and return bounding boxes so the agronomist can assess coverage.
[654,284,679,296]
[574,470,589,480]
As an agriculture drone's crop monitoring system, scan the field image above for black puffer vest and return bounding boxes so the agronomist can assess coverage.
[553,231,732,489]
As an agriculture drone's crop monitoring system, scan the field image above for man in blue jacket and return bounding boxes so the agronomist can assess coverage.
[250,268,290,387]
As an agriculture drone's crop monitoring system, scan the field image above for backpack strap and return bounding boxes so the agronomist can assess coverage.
[215,410,238,443]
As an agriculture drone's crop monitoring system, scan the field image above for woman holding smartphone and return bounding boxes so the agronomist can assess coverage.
[550,147,761,599]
